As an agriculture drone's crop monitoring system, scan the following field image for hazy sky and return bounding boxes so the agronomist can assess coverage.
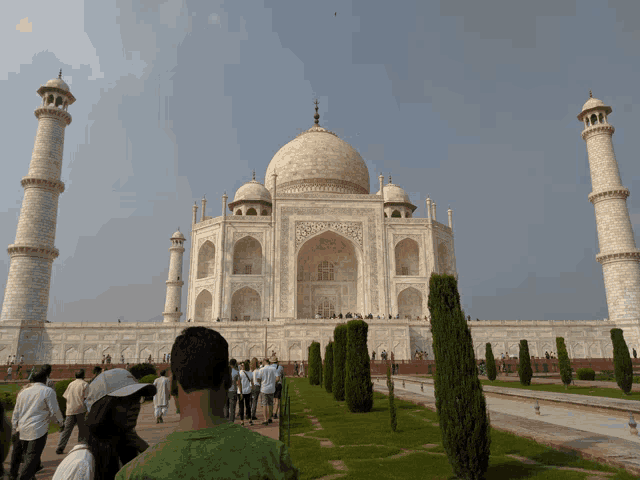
[1,0,639,323]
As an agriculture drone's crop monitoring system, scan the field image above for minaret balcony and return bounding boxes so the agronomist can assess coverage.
[34,105,72,125]
[20,177,65,194]
[588,187,630,204]
[7,244,59,260]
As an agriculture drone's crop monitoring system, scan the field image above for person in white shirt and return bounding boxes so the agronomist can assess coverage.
[56,369,89,455]
[153,370,171,424]
[11,367,64,479]
[255,358,280,425]
[236,363,253,426]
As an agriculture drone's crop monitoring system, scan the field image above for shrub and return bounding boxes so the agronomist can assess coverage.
[139,374,158,401]
[576,368,595,381]
[332,324,348,401]
[386,363,397,432]
[54,379,75,420]
[0,391,16,410]
[518,340,533,386]
[308,342,322,386]
[129,363,157,380]
[556,337,573,389]
[610,328,633,395]
[485,343,497,381]
[345,319,374,413]
[428,273,491,480]
[324,342,334,394]
[543,363,549,373]
[534,362,540,373]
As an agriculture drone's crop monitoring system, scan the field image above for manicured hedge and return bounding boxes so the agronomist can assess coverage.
[576,368,595,381]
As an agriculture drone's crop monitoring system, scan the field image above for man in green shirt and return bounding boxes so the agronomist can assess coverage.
[116,326,299,479]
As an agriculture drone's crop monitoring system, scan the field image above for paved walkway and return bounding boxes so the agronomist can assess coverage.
[373,377,640,476]
[4,396,280,480]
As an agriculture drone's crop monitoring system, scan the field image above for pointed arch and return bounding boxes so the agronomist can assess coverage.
[233,236,262,275]
[197,241,216,279]
[391,210,401,218]
[395,238,420,276]
[397,287,422,319]
[231,287,261,321]
[195,289,213,322]
[246,208,257,216]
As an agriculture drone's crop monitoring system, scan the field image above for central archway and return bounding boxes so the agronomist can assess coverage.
[295,230,363,319]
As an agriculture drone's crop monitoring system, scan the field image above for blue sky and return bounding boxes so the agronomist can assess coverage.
[2,0,639,323]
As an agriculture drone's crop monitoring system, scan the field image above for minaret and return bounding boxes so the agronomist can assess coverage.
[163,229,185,323]
[578,92,640,324]
[1,71,75,342]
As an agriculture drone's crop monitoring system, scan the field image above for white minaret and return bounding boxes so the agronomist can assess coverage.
[578,92,640,324]
[1,71,75,343]
[163,229,185,323]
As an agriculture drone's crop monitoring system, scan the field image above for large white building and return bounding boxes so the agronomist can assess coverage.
[0,76,638,364]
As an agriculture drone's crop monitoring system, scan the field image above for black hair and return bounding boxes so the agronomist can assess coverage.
[170,326,230,393]
[76,369,85,379]
[31,370,48,384]
[42,364,52,375]
[229,358,237,367]
[159,370,166,376]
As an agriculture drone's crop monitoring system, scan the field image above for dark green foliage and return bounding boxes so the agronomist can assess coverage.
[324,342,334,394]
[555,337,573,389]
[517,340,533,386]
[428,273,491,480]
[139,374,158,384]
[54,379,75,419]
[332,324,348,401]
[610,328,633,395]
[308,342,322,386]
[386,363,397,432]
[0,392,15,410]
[576,368,595,380]
[129,363,157,380]
[542,363,549,373]
[345,319,374,413]
[485,343,497,381]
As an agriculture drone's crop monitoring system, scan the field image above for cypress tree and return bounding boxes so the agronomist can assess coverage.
[610,328,633,395]
[386,362,397,432]
[324,341,334,394]
[345,319,374,413]
[332,324,348,401]
[429,273,491,480]
[308,342,322,386]
[555,337,572,390]
[485,343,497,381]
[518,340,533,386]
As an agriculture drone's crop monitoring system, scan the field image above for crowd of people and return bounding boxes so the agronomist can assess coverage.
[1,326,299,479]
[313,312,430,320]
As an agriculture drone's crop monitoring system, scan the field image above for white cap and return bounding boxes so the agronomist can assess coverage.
[85,368,156,413]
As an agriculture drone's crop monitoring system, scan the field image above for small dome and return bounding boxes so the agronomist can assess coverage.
[376,183,411,204]
[581,97,605,111]
[45,78,69,91]
[171,230,185,239]
[233,180,272,204]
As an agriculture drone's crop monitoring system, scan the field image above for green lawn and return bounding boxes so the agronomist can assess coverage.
[284,378,637,480]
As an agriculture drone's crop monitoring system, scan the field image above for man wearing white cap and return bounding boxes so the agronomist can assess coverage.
[52,368,156,480]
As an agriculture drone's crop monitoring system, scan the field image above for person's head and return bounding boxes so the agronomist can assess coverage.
[170,326,230,394]
[250,357,259,371]
[271,356,278,365]
[93,366,102,376]
[238,363,244,371]
[31,369,48,385]
[76,369,85,379]
[160,370,166,377]
[263,357,270,366]
[42,364,52,377]
[229,358,237,369]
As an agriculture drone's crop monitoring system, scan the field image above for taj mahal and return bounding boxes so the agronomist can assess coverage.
[0,74,639,364]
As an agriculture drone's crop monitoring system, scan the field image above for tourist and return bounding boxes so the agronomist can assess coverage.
[6,356,10,366]
[102,356,106,365]
[0,400,12,479]
[91,366,103,384]
[6,366,11,382]
[634,348,637,359]
[121,355,124,364]
[299,361,305,377]
[153,370,171,424]
[56,369,89,455]
[11,367,64,479]
[19,355,23,365]
[293,361,299,377]
[163,354,166,363]
[338,313,343,319]
[147,355,152,363]
[249,358,260,421]
[222,359,240,423]
[107,355,112,365]
[371,351,376,361]
[52,368,156,480]
[114,326,299,479]
[237,363,253,426]
[272,357,284,420]
[255,357,279,425]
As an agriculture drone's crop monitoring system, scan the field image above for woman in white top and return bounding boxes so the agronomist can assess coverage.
[237,363,253,426]
[249,358,261,422]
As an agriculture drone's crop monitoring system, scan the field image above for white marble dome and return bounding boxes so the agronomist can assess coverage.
[377,183,411,204]
[233,179,272,204]
[171,230,185,240]
[578,93,612,121]
[45,78,70,91]
[265,124,370,195]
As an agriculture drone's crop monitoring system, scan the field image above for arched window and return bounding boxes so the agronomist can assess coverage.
[316,298,335,319]
[317,261,334,281]
[590,113,598,125]
[246,208,257,216]
[391,210,401,218]
[598,113,604,123]
[235,210,242,215]
[586,118,590,127]
[55,96,63,108]
[261,209,268,216]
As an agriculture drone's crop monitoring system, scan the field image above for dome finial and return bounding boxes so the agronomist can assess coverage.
[252,169,256,181]
[388,174,392,184]
[58,69,62,79]
[589,90,592,98]
[314,98,320,125]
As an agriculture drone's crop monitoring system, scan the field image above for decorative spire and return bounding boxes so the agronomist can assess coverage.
[589,90,592,98]
[177,226,180,232]
[314,99,320,125]
[252,169,256,181]
[58,69,62,79]
[388,174,392,184]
